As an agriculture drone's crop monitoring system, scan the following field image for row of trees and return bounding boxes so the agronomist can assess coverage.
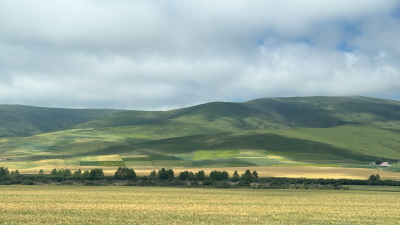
[143,169,259,181]
[49,168,105,178]
[1,166,259,181]
[369,174,381,181]
[174,169,258,181]
[0,167,20,177]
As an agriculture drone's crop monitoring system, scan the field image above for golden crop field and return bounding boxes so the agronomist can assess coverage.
[97,155,123,161]
[1,186,400,224]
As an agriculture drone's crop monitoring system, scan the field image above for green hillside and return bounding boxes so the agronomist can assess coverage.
[75,96,400,131]
[1,96,400,171]
[0,105,116,137]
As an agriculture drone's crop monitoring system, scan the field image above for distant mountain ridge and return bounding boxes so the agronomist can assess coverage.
[73,96,400,132]
[2,96,400,138]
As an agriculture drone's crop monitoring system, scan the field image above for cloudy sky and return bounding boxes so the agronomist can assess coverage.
[1,0,400,110]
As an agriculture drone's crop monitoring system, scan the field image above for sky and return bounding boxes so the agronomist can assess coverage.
[0,0,400,110]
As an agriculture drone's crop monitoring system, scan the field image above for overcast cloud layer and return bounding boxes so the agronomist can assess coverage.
[1,0,400,110]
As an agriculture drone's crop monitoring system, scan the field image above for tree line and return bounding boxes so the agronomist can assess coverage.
[0,166,397,189]
[0,166,259,185]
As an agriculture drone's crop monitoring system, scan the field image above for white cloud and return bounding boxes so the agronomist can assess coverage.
[0,0,399,109]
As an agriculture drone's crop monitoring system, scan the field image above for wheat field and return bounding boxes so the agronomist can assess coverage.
[1,186,400,224]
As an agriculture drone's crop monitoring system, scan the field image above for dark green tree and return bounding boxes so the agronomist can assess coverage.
[166,169,174,178]
[369,174,380,181]
[50,168,58,176]
[157,168,169,180]
[188,171,195,180]
[0,167,9,177]
[241,169,252,181]
[73,169,82,177]
[232,170,239,182]
[252,170,258,179]
[209,170,229,181]
[82,170,90,177]
[89,168,104,177]
[149,170,157,178]
[114,167,136,179]
[39,169,44,175]
[59,169,72,177]
[195,170,205,180]
[14,170,20,176]
[375,158,383,165]
[179,170,190,180]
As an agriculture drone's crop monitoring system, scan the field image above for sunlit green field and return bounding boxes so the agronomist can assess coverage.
[1,186,400,224]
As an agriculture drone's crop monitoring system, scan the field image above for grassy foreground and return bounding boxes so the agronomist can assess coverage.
[1,186,400,224]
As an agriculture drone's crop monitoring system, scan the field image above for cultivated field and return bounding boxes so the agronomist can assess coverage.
[1,186,400,224]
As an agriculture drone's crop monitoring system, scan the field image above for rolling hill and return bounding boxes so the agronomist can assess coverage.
[1,96,400,172]
[75,96,400,131]
[0,105,116,137]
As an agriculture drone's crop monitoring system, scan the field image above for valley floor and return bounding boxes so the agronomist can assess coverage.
[1,186,400,224]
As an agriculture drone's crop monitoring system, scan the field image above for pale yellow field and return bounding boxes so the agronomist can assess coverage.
[97,155,122,161]
[0,186,400,224]
[80,155,97,161]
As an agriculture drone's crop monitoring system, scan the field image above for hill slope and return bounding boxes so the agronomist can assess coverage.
[75,96,400,133]
[0,105,116,137]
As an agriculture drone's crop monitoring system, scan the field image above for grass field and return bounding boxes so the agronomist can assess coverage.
[1,186,400,224]
[193,150,214,160]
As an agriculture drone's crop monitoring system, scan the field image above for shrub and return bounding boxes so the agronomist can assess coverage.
[22,179,34,185]
[202,180,212,186]
[215,181,230,188]
[238,181,250,187]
